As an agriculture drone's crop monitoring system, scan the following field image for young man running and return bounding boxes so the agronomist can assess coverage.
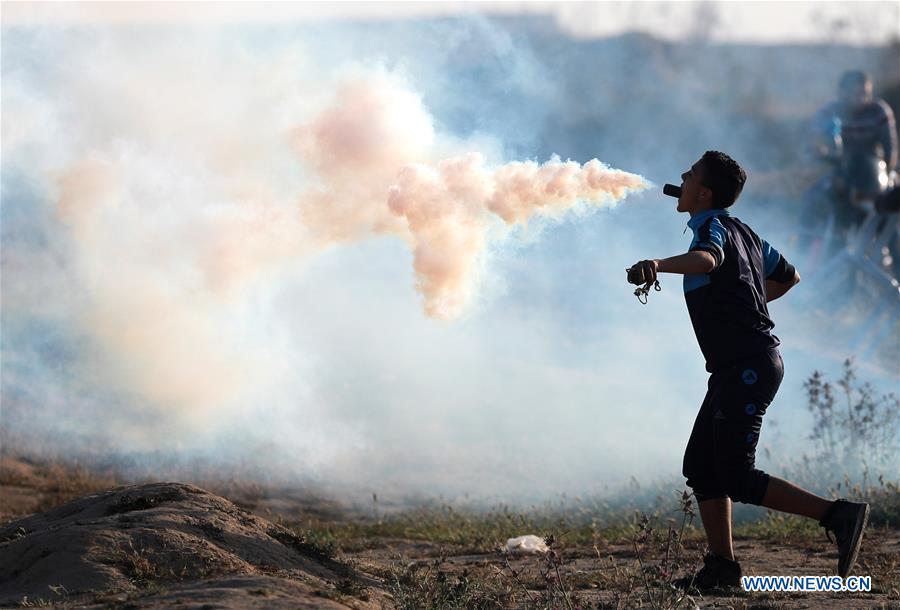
[628,150,870,591]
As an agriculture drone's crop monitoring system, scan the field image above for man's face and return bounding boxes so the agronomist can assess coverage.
[838,80,872,110]
[677,160,713,214]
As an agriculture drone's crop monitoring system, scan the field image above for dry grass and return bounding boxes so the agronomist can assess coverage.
[0,454,121,521]
[100,540,173,588]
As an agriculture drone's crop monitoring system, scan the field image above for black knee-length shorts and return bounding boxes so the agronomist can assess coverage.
[682,347,784,505]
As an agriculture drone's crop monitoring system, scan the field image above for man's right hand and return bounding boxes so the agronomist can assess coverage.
[627,260,659,286]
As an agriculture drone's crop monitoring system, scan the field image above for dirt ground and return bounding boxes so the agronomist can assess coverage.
[349,532,900,609]
[2,455,898,609]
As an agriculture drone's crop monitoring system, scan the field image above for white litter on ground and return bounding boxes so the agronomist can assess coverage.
[505,535,549,554]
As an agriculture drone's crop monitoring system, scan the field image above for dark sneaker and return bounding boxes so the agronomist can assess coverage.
[819,499,869,578]
[673,552,742,592]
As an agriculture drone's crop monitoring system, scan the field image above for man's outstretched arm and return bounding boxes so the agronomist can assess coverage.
[765,268,801,302]
[630,251,716,284]
[658,251,716,274]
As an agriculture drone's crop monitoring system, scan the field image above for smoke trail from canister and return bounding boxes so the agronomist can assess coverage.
[272,71,649,319]
[387,154,648,318]
[288,72,648,318]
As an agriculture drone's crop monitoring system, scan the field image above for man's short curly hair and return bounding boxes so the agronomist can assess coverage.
[699,150,747,208]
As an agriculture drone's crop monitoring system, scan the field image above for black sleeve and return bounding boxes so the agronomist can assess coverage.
[768,255,796,284]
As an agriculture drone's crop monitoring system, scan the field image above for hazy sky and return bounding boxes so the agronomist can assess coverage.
[4,1,899,46]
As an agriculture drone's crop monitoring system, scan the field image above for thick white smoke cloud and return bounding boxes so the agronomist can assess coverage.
[2,30,647,465]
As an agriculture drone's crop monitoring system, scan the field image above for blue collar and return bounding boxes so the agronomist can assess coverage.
[687,208,730,230]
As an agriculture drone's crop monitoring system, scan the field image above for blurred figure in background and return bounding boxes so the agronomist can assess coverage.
[807,70,896,228]
[811,70,897,174]
[802,70,898,273]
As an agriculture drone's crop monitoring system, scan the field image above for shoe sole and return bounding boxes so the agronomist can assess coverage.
[839,503,869,579]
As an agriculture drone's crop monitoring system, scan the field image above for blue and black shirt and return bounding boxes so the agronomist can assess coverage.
[684,209,796,373]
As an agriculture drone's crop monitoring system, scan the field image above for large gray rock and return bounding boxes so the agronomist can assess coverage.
[0,482,378,608]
